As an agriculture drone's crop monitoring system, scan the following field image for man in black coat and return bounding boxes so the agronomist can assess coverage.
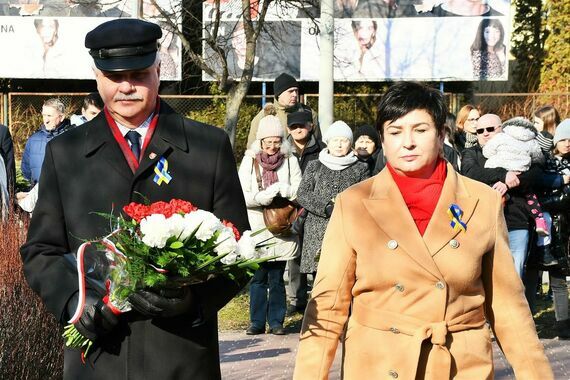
[20,19,249,379]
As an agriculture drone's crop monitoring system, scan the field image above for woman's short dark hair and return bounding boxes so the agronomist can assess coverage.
[375,82,447,140]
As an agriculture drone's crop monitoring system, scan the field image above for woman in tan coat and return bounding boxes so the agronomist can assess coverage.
[293,82,552,379]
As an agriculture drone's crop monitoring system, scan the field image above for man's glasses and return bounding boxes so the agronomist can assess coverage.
[476,127,498,134]
[288,124,308,130]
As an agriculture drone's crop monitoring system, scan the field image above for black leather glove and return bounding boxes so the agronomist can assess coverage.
[128,287,194,318]
[324,200,335,218]
[68,291,119,341]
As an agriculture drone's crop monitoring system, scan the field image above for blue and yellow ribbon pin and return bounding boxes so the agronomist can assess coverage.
[153,157,172,186]
[448,203,467,232]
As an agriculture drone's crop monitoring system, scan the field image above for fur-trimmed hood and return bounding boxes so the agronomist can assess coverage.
[502,117,538,142]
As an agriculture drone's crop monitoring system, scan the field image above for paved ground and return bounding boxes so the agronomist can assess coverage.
[220,330,570,379]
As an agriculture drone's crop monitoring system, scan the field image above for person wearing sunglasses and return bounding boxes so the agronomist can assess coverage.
[462,114,565,284]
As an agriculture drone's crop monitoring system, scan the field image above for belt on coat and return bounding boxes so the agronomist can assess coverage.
[351,301,486,380]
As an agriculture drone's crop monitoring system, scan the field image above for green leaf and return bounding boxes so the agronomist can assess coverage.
[170,241,184,249]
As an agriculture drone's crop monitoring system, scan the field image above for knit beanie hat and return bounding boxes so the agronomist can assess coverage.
[256,115,284,140]
[353,124,379,147]
[273,73,298,99]
[323,121,353,145]
[553,119,570,145]
[477,114,502,130]
[501,116,537,134]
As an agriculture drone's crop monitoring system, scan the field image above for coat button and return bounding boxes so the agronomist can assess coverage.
[449,239,460,249]
[395,283,404,292]
[387,240,398,250]
[390,327,400,334]
[436,281,445,289]
[388,370,399,378]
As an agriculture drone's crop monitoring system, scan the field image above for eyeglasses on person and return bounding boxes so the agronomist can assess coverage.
[476,126,498,134]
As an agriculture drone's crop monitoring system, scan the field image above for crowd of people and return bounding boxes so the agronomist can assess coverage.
[0,18,565,378]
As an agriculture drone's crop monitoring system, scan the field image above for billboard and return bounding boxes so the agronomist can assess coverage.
[0,0,182,80]
[202,0,511,82]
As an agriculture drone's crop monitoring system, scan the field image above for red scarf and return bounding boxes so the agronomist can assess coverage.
[388,158,447,236]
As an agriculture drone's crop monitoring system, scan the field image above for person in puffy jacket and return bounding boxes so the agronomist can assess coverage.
[21,98,71,186]
[238,115,302,336]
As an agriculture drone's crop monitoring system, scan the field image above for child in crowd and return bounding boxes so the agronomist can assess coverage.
[482,116,557,266]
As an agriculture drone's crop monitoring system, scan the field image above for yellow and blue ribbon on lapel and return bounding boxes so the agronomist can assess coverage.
[448,203,467,232]
[153,157,172,186]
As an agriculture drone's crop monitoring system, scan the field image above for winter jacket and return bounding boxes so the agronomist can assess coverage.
[287,133,325,173]
[539,154,570,274]
[238,141,303,261]
[461,145,561,231]
[483,124,543,172]
[247,102,320,147]
[21,120,71,185]
[297,158,369,273]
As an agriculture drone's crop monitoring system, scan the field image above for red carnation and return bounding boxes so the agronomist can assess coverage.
[123,202,151,222]
[222,220,241,241]
[169,199,197,214]
[149,201,175,218]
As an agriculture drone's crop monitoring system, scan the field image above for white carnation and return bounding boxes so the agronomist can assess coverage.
[236,231,258,260]
[140,214,171,248]
[183,210,224,241]
[216,227,238,264]
[167,213,185,240]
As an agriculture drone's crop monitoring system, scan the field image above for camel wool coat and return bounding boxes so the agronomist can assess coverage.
[294,164,552,380]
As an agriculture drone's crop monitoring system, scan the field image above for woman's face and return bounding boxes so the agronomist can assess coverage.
[328,137,352,157]
[354,21,375,50]
[556,139,570,157]
[484,26,501,48]
[354,135,376,156]
[463,109,480,134]
[381,109,443,179]
[37,20,57,46]
[533,117,544,132]
[261,137,282,156]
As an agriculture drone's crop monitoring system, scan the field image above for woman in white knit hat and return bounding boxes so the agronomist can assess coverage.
[238,114,302,336]
[296,120,369,275]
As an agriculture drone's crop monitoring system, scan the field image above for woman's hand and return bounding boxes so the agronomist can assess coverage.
[254,185,279,206]
[277,183,294,198]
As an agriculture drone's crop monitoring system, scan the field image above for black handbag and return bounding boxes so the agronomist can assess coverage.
[291,163,322,236]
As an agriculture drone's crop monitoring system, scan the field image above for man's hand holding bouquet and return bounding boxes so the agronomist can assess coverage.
[64,199,270,361]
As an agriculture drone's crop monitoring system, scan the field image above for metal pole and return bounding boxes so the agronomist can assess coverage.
[261,82,266,108]
[318,0,334,134]
[3,93,7,126]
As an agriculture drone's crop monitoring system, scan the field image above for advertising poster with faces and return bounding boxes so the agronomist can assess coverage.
[203,0,510,82]
[0,0,182,80]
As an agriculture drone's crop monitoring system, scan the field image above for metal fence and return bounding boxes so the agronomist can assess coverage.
[6,91,570,158]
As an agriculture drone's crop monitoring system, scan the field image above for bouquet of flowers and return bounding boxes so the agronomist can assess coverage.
[64,199,270,360]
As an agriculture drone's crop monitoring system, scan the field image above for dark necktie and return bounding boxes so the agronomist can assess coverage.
[125,130,141,161]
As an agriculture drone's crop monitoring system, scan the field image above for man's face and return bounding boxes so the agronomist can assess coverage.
[354,135,377,156]
[277,87,299,107]
[42,106,64,131]
[476,124,501,147]
[82,104,102,121]
[381,109,443,179]
[287,123,311,142]
[94,64,160,128]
